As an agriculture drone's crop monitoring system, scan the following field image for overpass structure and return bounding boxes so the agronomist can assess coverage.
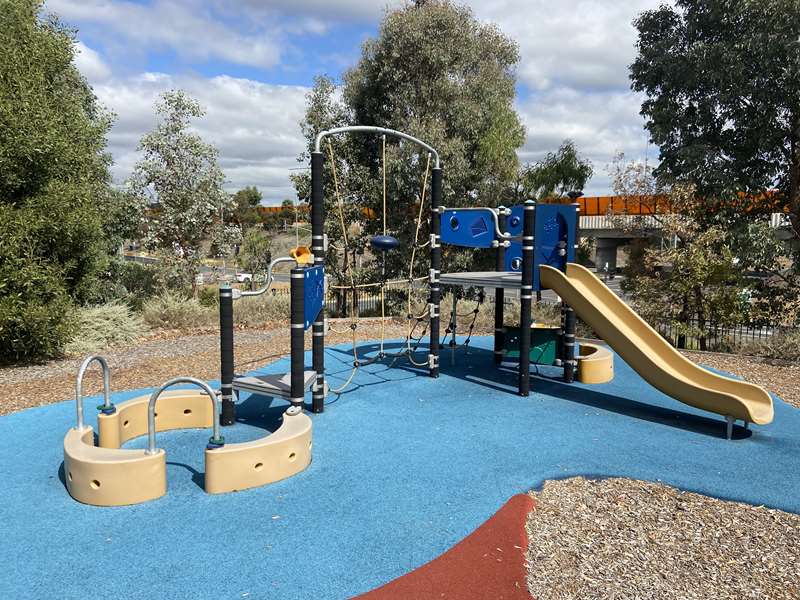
[575,195,792,273]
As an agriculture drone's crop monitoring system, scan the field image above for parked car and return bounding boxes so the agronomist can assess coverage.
[236,272,253,283]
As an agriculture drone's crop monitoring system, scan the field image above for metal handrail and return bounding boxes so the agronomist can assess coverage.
[240,256,296,298]
[75,355,111,431]
[315,125,440,169]
[145,377,224,455]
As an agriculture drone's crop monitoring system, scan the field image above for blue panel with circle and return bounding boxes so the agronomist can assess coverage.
[303,265,325,330]
[440,209,496,248]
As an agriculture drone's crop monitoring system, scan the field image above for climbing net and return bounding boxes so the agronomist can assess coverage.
[324,136,434,393]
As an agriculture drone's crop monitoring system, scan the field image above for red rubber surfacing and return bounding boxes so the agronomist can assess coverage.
[356,494,535,599]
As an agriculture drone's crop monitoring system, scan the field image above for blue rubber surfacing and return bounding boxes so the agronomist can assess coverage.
[1,336,798,600]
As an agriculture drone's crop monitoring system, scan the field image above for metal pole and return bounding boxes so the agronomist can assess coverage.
[519,201,535,396]
[429,167,443,377]
[290,267,305,409]
[219,282,235,426]
[494,208,507,365]
[563,191,582,384]
[311,150,326,413]
[450,291,457,366]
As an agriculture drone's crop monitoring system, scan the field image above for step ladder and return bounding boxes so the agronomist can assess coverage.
[232,370,316,399]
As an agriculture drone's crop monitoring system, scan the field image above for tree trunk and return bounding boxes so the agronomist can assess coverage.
[694,285,707,352]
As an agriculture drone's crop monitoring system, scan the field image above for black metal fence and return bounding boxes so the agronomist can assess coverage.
[654,317,782,352]
[269,281,421,319]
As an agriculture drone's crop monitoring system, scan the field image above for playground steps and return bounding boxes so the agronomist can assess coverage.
[233,370,316,400]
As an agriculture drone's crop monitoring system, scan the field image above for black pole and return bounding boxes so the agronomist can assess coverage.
[518,200,535,396]
[219,283,236,425]
[311,150,326,413]
[290,267,305,409]
[494,207,507,365]
[428,167,443,378]
[563,191,582,384]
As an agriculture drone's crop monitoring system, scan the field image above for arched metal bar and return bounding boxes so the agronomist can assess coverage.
[240,256,296,298]
[315,126,440,169]
[75,355,111,430]
[145,377,223,455]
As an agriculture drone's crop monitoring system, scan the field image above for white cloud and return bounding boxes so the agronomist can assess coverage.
[73,41,111,81]
[94,73,309,202]
[48,0,283,68]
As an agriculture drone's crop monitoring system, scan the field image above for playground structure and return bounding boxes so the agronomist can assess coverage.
[62,123,775,507]
[63,252,315,507]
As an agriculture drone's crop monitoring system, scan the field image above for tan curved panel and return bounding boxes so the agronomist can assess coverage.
[576,342,614,384]
[63,427,166,506]
[98,390,215,449]
[541,263,773,424]
[205,411,312,494]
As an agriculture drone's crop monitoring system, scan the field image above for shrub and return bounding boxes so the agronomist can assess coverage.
[233,293,291,327]
[64,302,148,355]
[142,292,216,330]
[739,329,800,361]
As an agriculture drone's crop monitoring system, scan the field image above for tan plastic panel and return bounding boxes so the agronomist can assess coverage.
[205,411,312,494]
[540,263,774,424]
[63,426,166,506]
[98,390,215,449]
[576,342,614,384]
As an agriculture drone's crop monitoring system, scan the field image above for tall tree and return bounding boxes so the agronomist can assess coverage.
[516,140,593,202]
[293,1,525,284]
[230,185,262,229]
[630,0,800,245]
[0,0,115,361]
[129,90,228,290]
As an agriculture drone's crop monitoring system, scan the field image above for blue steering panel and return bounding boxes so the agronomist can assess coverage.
[303,266,325,330]
[440,209,496,248]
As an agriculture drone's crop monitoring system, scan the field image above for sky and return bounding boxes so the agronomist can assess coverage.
[47,0,666,204]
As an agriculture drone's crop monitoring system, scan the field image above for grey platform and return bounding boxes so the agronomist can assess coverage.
[233,370,316,399]
[440,271,523,289]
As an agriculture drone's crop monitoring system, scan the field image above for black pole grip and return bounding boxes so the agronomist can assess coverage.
[311,151,326,413]
[219,284,236,425]
[518,201,535,396]
[564,306,576,383]
[290,267,305,408]
[429,167,443,377]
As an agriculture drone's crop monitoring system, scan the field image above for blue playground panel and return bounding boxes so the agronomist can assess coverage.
[1,336,798,599]
[440,208,497,248]
[505,204,578,291]
[303,265,324,330]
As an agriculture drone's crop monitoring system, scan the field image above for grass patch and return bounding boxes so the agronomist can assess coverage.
[65,302,148,355]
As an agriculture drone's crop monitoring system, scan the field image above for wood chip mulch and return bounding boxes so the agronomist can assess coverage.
[0,321,413,417]
[526,477,800,600]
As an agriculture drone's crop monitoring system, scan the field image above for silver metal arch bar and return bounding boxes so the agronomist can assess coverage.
[315,126,440,169]
[75,354,111,431]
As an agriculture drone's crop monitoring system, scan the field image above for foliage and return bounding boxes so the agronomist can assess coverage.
[129,90,229,290]
[516,140,593,201]
[208,222,242,263]
[230,186,262,229]
[64,302,147,355]
[239,228,273,275]
[631,0,800,248]
[293,0,525,287]
[141,291,217,330]
[0,1,116,362]
[739,329,800,362]
[233,293,291,327]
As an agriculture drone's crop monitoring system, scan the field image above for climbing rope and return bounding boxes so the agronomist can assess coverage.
[323,137,433,393]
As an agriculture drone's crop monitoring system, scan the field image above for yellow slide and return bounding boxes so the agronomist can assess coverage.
[540,263,774,427]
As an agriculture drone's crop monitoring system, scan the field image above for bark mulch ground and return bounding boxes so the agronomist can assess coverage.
[527,477,800,600]
[0,321,412,417]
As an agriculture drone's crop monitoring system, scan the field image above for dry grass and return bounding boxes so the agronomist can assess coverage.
[527,477,800,600]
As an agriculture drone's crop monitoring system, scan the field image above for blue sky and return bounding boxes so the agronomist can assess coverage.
[47,0,664,204]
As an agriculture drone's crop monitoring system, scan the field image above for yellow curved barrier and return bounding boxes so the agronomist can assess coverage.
[576,342,614,384]
[63,427,166,506]
[98,390,215,449]
[540,263,774,426]
[205,409,312,494]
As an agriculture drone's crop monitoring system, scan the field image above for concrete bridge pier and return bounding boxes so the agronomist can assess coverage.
[595,238,621,275]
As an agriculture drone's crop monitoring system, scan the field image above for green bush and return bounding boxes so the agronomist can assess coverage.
[197,285,219,308]
[64,302,148,355]
[739,329,800,361]
[142,291,217,330]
